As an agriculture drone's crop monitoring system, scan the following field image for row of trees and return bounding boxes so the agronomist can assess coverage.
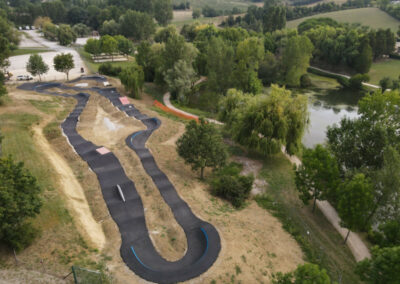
[134,24,315,109]
[84,35,133,60]
[26,53,75,81]
[4,0,173,28]
[299,18,395,73]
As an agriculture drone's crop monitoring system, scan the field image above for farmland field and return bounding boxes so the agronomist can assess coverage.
[172,0,255,10]
[287,7,400,31]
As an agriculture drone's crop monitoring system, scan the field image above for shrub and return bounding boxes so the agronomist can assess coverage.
[300,74,312,88]
[211,163,254,208]
[98,63,122,76]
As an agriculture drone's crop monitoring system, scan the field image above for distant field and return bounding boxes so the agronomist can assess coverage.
[287,7,400,31]
[172,0,254,10]
[172,11,228,28]
[369,59,400,85]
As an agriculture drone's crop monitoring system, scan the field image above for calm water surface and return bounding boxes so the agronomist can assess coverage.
[301,88,363,148]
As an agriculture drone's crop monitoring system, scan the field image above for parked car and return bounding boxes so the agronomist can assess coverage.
[25,26,30,30]
[17,75,33,81]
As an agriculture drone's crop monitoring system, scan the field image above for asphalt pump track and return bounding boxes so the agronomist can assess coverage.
[19,76,221,283]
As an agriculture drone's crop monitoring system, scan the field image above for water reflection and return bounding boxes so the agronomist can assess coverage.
[301,87,363,148]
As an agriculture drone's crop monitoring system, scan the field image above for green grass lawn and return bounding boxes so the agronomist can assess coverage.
[287,7,400,31]
[76,47,136,74]
[369,59,400,85]
[255,153,361,283]
[10,48,50,56]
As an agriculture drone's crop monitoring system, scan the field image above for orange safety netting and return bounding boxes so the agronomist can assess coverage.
[153,100,199,122]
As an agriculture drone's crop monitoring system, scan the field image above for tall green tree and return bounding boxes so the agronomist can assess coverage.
[26,54,49,81]
[84,38,101,59]
[119,10,155,41]
[114,35,133,58]
[295,145,340,213]
[0,156,42,251]
[233,37,264,94]
[356,246,400,284]
[328,90,400,171]
[232,85,308,155]
[57,24,77,46]
[205,37,235,94]
[164,59,198,103]
[100,35,118,61]
[53,53,74,80]
[354,39,373,74]
[282,35,313,87]
[176,118,228,179]
[337,174,375,243]
[272,263,331,284]
[154,0,173,26]
[119,64,144,98]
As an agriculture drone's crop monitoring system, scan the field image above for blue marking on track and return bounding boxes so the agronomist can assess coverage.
[195,228,209,264]
[130,131,143,145]
[130,246,155,271]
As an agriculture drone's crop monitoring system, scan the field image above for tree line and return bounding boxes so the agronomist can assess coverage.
[1,0,173,28]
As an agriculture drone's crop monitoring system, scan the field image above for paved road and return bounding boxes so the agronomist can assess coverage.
[163,91,371,262]
[8,30,87,82]
[19,76,221,283]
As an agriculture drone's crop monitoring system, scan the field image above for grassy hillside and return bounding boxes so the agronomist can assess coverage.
[287,7,400,31]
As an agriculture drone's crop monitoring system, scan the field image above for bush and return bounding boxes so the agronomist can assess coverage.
[211,163,254,208]
[300,74,312,88]
[98,63,122,76]
[349,73,369,90]
[368,220,400,248]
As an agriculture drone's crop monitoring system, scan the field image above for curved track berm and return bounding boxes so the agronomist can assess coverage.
[19,76,221,284]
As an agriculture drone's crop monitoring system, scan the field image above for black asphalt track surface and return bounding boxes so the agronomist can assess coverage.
[19,76,221,284]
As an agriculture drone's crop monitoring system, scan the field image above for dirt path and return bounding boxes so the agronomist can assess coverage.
[32,121,106,250]
[162,92,371,262]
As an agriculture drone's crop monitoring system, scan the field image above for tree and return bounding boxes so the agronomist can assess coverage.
[72,23,91,37]
[337,174,375,243]
[0,156,42,251]
[205,37,235,94]
[295,145,340,213]
[119,64,144,98]
[56,24,77,46]
[379,76,393,91]
[355,40,373,74]
[328,90,400,171]
[164,59,198,103]
[370,147,400,223]
[192,9,201,19]
[53,53,74,80]
[26,54,49,81]
[232,85,308,155]
[154,25,177,43]
[282,35,314,87]
[272,263,331,284]
[154,0,173,26]
[99,20,120,36]
[100,35,118,61]
[84,38,101,59]
[119,10,156,41]
[349,73,369,90]
[233,37,264,94]
[356,246,400,284]
[176,118,228,179]
[114,35,133,58]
